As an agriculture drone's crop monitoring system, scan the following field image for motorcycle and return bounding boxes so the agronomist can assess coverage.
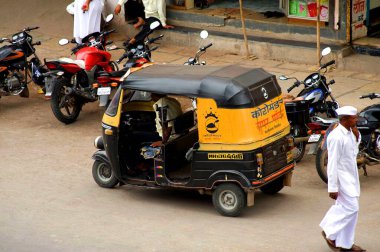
[45,14,118,124]
[279,47,339,162]
[315,93,380,183]
[0,26,47,99]
[184,30,212,65]
[92,21,162,99]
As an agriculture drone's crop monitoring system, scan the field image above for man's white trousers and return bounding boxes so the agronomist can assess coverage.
[320,191,359,249]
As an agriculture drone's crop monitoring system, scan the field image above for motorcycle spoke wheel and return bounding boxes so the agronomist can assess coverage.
[51,78,82,124]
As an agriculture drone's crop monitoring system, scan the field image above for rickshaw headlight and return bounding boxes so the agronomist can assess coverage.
[256,153,264,166]
[94,136,104,149]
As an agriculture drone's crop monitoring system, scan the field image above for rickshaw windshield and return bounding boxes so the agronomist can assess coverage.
[105,86,122,117]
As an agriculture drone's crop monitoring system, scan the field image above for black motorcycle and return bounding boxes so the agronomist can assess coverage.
[184,30,212,65]
[315,93,380,183]
[0,27,47,99]
[279,47,339,162]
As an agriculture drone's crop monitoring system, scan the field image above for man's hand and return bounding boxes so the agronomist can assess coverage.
[82,0,90,12]
[114,4,122,15]
[150,141,162,147]
[329,192,338,200]
[352,126,359,142]
[163,25,174,29]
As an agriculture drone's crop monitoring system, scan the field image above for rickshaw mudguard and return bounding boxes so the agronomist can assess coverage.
[92,150,110,166]
[206,170,251,189]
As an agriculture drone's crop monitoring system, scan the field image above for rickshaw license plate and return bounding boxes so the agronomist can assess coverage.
[97,87,111,95]
[308,134,321,143]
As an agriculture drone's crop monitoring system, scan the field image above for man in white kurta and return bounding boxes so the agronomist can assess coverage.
[320,106,366,252]
[74,0,104,43]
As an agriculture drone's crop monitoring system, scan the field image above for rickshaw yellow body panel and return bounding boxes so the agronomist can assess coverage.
[197,95,290,151]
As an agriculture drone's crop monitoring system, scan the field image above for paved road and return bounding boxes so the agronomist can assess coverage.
[1,28,380,252]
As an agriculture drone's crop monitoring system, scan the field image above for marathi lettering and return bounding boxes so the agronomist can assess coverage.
[251,98,283,119]
[353,0,365,14]
[208,153,244,160]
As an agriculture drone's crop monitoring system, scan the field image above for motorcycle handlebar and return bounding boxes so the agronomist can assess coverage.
[148,34,164,44]
[24,26,39,32]
[117,53,128,64]
[102,29,116,37]
[360,93,379,99]
[287,81,300,93]
[321,60,335,69]
[32,41,41,46]
[201,43,213,51]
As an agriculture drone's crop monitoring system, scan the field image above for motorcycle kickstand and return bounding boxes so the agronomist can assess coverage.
[362,165,368,176]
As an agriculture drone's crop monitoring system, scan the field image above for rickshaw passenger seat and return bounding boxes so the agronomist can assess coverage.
[173,110,195,135]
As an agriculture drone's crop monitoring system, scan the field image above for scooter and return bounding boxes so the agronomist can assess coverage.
[0,26,47,99]
[315,93,380,183]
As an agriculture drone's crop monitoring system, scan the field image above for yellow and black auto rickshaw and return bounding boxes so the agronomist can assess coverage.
[92,64,295,217]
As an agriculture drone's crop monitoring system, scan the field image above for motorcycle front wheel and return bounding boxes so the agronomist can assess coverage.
[51,78,83,124]
[315,146,328,183]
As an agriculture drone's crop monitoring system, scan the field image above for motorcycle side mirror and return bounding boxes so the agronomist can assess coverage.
[200,30,209,39]
[105,14,114,23]
[150,21,160,30]
[321,47,331,56]
[107,44,119,51]
[279,75,288,80]
[58,39,69,46]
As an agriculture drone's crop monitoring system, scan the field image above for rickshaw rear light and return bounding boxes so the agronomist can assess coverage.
[287,137,294,150]
[256,153,264,165]
[92,83,99,88]
[110,82,118,87]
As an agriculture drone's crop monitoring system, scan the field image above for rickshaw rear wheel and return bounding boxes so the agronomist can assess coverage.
[92,160,119,188]
[259,176,284,195]
[212,183,245,217]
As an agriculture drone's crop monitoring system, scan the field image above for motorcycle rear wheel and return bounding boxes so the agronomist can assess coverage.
[51,78,83,124]
[291,125,306,163]
[315,146,328,183]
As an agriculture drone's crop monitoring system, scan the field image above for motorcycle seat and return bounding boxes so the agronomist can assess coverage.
[58,57,85,69]
[99,70,128,78]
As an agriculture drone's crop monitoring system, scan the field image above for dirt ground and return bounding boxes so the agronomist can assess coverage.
[1,1,380,251]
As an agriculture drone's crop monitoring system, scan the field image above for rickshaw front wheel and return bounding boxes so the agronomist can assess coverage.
[212,183,246,217]
[92,160,119,188]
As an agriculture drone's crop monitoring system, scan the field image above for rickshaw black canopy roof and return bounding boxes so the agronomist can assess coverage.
[123,64,281,108]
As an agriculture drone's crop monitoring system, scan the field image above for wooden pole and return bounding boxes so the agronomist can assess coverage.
[317,0,321,66]
[238,0,250,58]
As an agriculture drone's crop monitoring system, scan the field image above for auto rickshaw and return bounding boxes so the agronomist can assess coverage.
[92,64,295,217]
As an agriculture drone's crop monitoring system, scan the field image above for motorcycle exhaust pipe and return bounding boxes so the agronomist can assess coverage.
[294,136,310,143]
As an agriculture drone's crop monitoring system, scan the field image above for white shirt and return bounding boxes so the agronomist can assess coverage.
[327,123,361,197]
[154,97,182,137]
[118,0,167,26]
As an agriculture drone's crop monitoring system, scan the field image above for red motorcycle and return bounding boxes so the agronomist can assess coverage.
[44,15,118,124]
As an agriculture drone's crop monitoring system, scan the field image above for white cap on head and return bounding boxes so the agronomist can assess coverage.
[336,105,357,116]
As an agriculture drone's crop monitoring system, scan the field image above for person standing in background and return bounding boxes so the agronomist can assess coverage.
[73,0,104,43]
[116,0,174,45]
[114,0,145,29]
[320,105,366,252]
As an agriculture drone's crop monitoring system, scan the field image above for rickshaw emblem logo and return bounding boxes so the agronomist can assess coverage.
[261,87,268,99]
[205,111,219,134]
